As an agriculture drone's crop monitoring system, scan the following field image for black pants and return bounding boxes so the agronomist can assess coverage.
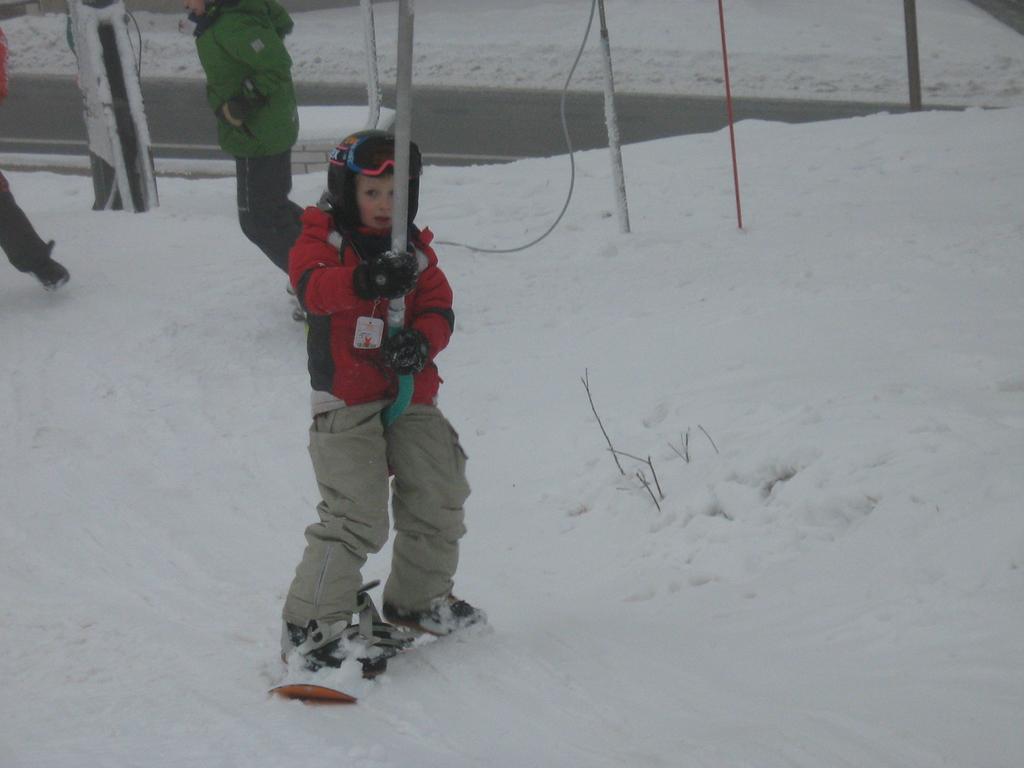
[0,171,48,273]
[235,151,304,273]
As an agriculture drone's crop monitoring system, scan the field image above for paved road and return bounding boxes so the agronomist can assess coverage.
[964,0,1024,34]
[0,75,919,168]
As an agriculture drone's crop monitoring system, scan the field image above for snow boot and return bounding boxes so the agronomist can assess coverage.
[281,582,413,676]
[383,594,487,637]
[30,242,69,291]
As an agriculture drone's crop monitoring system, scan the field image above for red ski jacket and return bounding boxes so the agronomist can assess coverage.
[289,206,455,409]
[1,27,9,104]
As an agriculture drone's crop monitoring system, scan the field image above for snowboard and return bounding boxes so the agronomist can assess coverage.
[270,682,358,704]
[269,597,487,704]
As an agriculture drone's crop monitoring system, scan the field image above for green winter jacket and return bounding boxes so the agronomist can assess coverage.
[194,0,299,158]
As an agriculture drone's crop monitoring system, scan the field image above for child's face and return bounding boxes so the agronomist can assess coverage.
[183,0,206,16]
[354,173,394,230]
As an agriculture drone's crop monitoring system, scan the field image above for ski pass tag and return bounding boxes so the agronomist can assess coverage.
[354,316,385,349]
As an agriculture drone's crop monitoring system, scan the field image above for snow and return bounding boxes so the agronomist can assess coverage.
[297,106,395,141]
[2,2,1024,767]
[2,0,1023,106]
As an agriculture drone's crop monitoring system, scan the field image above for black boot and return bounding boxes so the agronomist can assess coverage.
[383,594,488,636]
[282,583,415,676]
[30,242,70,291]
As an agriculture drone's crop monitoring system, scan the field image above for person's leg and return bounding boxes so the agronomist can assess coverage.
[0,172,68,289]
[282,402,393,629]
[235,152,303,273]
[0,171,48,272]
[382,404,471,612]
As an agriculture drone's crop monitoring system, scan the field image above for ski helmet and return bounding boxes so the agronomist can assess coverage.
[326,129,423,230]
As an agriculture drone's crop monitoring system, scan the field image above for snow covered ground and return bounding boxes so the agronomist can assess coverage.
[2,2,1024,767]
[3,0,1024,106]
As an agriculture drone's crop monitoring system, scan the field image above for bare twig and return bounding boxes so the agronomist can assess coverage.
[636,470,662,511]
[608,449,664,500]
[610,448,647,463]
[668,428,690,463]
[647,455,664,500]
[581,369,625,475]
[698,424,719,454]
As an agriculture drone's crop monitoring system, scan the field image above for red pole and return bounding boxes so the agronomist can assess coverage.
[717,0,743,229]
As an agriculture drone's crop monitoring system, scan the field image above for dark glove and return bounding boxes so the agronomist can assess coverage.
[382,328,429,375]
[353,249,418,300]
[219,97,251,128]
[218,83,266,128]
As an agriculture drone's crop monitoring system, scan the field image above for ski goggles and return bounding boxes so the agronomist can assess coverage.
[330,133,423,178]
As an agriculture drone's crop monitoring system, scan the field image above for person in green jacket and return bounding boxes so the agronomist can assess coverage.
[185,0,302,277]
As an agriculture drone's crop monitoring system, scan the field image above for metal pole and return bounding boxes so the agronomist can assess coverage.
[391,0,413,256]
[67,0,157,212]
[382,0,415,427]
[597,0,630,234]
[903,0,922,112]
[360,0,381,129]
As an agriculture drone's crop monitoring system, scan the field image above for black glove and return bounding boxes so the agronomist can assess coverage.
[218,82,266,128]
[382,328,429,375]
[353,249,418,300]
[219,97,252,127]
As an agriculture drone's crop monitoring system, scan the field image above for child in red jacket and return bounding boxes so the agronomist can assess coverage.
[281,130,485,674]
[0,26,69,290]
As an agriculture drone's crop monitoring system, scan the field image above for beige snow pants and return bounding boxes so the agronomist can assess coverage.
[282,401,470,628]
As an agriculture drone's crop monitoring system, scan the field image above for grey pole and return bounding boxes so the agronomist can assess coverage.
[597,0,630,234]
[67,0,158,212]
[381,0,415,427]
[903,0,923,112]
[360,0,381,129]
[390,0,414,256]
